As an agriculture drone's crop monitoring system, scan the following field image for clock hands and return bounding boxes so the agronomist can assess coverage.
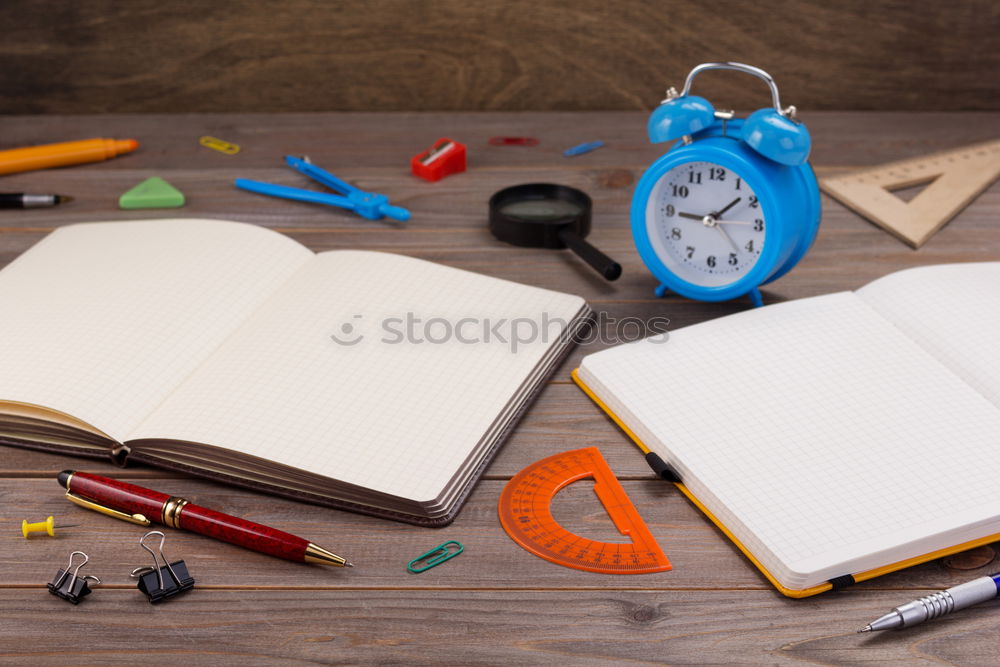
[678,212,753,226]
[679,200,749,250]
[677,197,743,224]
[678,197,743,224]
[677,211,740,252]
[715,197,742,217]
[677,212,705,221]
[715,224,740,253]
[676,197,749,254]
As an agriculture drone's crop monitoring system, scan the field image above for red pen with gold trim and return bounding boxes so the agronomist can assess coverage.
[59,471,352,567]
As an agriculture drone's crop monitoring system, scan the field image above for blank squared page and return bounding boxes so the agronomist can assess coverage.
[131,251,585,503]
[858,262,1000,408]
[581,292,1000,586]
[0,219,312,440]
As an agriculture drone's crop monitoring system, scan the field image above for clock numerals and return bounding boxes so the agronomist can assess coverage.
[651,161,766,281]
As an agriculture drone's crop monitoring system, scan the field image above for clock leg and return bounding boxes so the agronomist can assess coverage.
[748,287,764,308]
[655,283,671,298]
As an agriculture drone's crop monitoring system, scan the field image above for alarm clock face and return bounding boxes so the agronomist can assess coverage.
[646,160,766,287]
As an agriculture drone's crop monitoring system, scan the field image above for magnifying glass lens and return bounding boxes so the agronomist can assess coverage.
[498,199,584,221]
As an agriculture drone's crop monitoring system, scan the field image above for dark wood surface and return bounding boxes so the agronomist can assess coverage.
[1,111,1000,665]
[1,1,998,114]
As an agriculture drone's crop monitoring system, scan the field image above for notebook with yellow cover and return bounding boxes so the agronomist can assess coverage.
[0,219,590,526]
[574,263,1000,597]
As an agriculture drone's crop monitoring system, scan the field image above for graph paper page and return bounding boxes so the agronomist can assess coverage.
[858,262,1000,408]
[0,219,313,441]
[130,250,585,503]
[579,292,1000,588]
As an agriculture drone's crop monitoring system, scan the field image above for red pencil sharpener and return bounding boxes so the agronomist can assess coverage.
[411,138,466,182]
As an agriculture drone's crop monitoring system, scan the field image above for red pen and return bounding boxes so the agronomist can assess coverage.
[58,471,352,567]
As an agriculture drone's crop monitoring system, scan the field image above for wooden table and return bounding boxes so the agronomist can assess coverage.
[2,112,999,665]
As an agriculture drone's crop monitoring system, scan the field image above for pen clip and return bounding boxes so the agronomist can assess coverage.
[64,491,151,526]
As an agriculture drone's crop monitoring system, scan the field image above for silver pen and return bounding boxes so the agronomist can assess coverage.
[859,572,1000,632]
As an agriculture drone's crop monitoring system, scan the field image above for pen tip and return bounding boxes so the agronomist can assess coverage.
[345,562,354,568]
[858,625,871,634]
[55,195,74,204]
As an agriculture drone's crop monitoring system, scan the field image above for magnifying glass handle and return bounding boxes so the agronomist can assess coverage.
[557,229,622,281]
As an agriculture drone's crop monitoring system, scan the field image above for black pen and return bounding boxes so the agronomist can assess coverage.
[0,193,74,209]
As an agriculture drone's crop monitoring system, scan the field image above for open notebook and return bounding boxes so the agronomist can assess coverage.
[574,263,1000,596]
[0,219,590,525]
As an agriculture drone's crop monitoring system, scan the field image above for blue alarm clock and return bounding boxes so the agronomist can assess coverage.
[631,62,821,307]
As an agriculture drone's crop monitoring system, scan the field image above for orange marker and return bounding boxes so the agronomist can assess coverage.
[0,138,139,176]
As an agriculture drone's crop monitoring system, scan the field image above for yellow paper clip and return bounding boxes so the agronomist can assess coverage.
[22,516,78,538]
[199,136,241,155]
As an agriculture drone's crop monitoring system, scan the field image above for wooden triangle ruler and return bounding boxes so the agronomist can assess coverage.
[820,139,1000,248]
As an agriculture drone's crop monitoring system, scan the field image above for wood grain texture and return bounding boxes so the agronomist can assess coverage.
[1,110,999,664]
[5,589,1000,666]
[0,1,998,114]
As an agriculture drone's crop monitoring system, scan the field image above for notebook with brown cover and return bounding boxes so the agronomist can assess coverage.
[0,219,590,525]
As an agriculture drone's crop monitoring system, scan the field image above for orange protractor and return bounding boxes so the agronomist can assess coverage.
[498,447,671,574]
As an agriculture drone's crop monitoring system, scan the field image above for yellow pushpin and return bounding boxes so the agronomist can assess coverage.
[21,516,78,538]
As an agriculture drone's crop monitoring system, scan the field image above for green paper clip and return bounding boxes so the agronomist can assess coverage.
[407,540,464,573]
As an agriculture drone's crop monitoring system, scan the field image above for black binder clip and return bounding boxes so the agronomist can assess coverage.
[130,530,195,604]
[48,551,100,604]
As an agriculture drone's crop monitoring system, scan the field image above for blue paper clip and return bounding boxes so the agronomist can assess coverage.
[563,141,605,157]
[235,156,411,222]
[407,540,464,573]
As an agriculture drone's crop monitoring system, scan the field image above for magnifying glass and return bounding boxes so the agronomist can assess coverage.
[489,183,622,281]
